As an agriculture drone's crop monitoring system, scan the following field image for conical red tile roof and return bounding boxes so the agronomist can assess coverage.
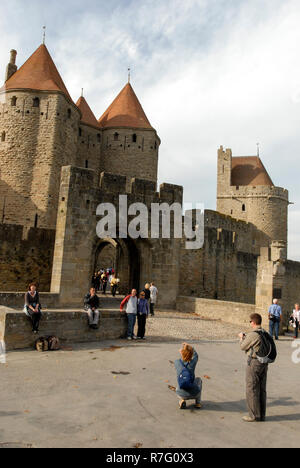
[1,44,72,100]
[98,83,153,129]
[76,96,99,128]
[231,156,274,186]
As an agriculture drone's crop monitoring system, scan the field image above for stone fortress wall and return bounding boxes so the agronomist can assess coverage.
[0,89,80,230]
[217,147,289,246]
[99,128,160,191]
[0,43,300,330]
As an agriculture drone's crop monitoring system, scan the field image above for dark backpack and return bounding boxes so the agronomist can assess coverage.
[178,361,195,390]
[254,330,277,364]
[35,337,49,352]
[47,336,60,351]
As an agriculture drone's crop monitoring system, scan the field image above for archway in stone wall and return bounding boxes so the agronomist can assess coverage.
[93,237,141,295]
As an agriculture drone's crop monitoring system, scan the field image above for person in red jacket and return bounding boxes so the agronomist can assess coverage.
[120,289,138,340]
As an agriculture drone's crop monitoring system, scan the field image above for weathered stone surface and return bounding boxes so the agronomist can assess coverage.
[0,306,127,350]
[176,296,269,329]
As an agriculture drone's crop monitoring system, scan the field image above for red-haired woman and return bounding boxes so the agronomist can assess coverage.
[175,343,203,409]
[24,283,42,334]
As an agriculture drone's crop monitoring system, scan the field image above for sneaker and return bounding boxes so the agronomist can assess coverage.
[132,336,137,341]
[127,337,132,341]
[179,400,187,410]
[195,403,202,409]
[242,416,257,423]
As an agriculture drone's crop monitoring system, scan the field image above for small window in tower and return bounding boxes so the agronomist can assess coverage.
[67,109,72,119]
[79,128,82,137]
[1,131,6,142]
[114,132,119,141]
[85,160,89,169]
[154,141,157,150]
[11,96,17,107]
[97,134,101,143]
[34,214,38,228]
[242,204,246,212]
[33,97,40,108]
[132,134,137,143]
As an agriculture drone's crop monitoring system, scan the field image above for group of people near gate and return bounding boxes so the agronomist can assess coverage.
[23,284,298,420]
[91,269,120,296]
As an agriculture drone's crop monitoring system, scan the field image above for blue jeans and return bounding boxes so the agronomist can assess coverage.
[127,314,137,338]
[269,319,280,339]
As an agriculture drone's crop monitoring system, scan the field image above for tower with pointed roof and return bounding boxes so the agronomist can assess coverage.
[0,44,81,229]
[98,83,160,190]
[217,146,289,253]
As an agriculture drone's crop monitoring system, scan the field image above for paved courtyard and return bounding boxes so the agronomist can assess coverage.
[0,313,299,448]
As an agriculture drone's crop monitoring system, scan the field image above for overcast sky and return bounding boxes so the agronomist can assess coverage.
[1,0,300,259]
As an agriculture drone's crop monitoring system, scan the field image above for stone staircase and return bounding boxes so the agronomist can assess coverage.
[99,293,123,311]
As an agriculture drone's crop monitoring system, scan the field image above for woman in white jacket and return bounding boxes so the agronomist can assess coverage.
[291,304,300,339]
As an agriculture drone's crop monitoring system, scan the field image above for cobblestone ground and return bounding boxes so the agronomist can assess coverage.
[143,311,244,342]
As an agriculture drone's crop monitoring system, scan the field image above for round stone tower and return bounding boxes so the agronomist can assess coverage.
[98,83,160,190]
[217,146,289,254]
[0,44,80,229]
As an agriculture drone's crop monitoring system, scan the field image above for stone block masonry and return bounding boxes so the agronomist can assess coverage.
[0,224,55,291]
[0,306,127,351]
[176,296,269,329]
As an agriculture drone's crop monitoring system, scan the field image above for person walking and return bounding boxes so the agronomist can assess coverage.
[101,272,108,295]
[143,283,151,308]
[174,343,202,410]
[268,299,282,340]
[120,289,138,340]
[24,283,42,334]
[291,304,300,339]
[239,313,268,423]
[110,275,119,297]
[84,287,101,329]
[150,282,158,317]
[137,291,149,340]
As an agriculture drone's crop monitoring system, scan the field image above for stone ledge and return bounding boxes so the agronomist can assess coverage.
[176,296,269,328]
[0,307,127,351]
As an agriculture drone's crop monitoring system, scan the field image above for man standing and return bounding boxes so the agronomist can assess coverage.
[150,282,158,317]
[269,299,282,341]
[120,289,138,340]
[84,288,101,329]
[239,314,268,423]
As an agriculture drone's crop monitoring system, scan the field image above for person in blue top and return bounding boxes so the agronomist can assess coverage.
[174,343,202,409]
[137,291,149,340]
[268,299,282,341]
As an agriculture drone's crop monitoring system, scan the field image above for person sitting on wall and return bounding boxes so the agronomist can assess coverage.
[24,283,42,335]
[84,288,101,329]
[174,343,203,410]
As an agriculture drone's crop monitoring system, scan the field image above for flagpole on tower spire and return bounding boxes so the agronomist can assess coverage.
[128,67,131,84]
[42,26,46,45]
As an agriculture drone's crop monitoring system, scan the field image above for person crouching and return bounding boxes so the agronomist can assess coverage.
[175,343,203,410]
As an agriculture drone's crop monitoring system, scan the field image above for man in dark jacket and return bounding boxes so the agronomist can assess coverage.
[84,288,101,329]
